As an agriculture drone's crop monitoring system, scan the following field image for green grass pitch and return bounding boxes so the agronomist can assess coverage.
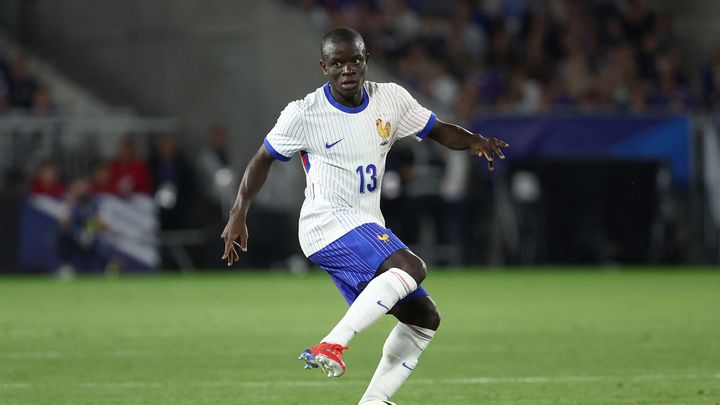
[1,269,719,404]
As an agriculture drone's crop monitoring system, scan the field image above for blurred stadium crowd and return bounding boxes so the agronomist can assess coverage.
[1,0,719,273]
[293,0,720,116]
[0,120,236,273]
[0,52,56,115]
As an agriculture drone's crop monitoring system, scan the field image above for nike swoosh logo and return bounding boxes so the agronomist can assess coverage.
[325,139,344,149]
[402,362,414,371]
[376,300,390,311]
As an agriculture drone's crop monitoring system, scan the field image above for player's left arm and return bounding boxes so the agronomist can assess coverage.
[427,119,509,171]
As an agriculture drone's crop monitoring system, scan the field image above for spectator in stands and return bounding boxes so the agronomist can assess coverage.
[627,77,649,113]
[653,12,677,53]
[57,177,110,275]
[449,1,487,62]
[453,77,480,121]
[7,53,38,109]
[196,126,236,267]
[498,67,541,113]
[402,140,449,252]
[602,16,627,49]
[108,136,152,195]
[197,126,235,213]
[623,0,654,44]
[90,161,114,194]
[149,133,194,230]
[650,70,691,111]
[421,61,459,106]
[0,167,26,272]
[31,84,57,116]
[292,0,691,114]
[29,159,65,198]
[701,46,720,109]
[0,56,9,111]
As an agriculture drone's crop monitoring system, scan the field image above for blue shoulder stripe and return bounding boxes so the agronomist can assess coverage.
[417,113,437,140]
[263,138,291,161]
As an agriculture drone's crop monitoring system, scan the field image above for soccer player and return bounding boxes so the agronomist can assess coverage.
[221,27,508,404]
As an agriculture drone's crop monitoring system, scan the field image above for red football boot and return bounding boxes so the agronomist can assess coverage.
[298,342,348,377]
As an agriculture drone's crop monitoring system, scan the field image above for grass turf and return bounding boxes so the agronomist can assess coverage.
[0,268,719,404]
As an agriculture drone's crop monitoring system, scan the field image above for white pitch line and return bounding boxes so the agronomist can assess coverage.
[0,351,61,359]
[78,382,163,389]
[197,373,720,388]
[1,373,718,390]
[431,373,720,385]
[0,383,31,389]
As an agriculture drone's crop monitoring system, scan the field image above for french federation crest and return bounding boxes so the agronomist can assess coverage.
[376,118,391,145]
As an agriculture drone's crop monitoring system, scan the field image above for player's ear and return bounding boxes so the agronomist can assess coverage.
[319,59,328,76]
[365,52,370,64]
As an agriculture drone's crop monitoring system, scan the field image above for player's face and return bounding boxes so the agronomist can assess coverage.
[320,40,368,100]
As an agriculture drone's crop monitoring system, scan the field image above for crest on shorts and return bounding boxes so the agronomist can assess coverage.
[376,118,391,146]
[377,233,390,243]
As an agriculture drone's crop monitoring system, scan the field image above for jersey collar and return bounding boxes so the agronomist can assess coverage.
[323,82,369,114]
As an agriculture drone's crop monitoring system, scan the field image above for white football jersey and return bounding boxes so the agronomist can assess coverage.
[263,81,436,256]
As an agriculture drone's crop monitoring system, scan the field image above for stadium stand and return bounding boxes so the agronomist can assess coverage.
[0,1,718,271]
[292,0,693,116]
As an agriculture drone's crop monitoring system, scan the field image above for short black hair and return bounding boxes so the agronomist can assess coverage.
[320,27,366,60]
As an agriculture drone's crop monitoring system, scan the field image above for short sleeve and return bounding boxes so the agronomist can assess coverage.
[263,101,306,161]
[392,83,437,141]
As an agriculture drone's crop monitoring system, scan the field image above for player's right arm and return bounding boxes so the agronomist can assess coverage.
[221,101,306,266]
[221,146,276,266]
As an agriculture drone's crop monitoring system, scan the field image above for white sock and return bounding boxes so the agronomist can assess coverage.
[322,268,417,346]
[359,322,435,403]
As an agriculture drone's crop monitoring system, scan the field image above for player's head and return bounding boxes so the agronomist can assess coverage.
[319,27,369,99]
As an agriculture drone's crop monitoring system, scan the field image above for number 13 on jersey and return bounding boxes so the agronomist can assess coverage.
[355,164,378,193]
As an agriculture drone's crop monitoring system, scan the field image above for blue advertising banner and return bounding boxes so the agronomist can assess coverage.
[472,115,690,185]
[18,195,159,273]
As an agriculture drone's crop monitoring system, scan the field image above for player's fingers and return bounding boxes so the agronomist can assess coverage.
[226,246,234,266]
[499,140,510,147]
[229,245,239,266]
[221,237,234,260]
[483,147,494,161]
[230,243,241,266]
[488,159,495,171]
[495,147,506,159]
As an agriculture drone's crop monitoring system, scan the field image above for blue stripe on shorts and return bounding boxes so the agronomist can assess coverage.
[309,223,429,307]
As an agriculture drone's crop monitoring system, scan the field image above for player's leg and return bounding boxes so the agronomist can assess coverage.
[300,264,417,376]
[359,296,440,403]
[388,294,441,330]
[300,225,423,377]
[320,248,425,347]
[374,248,427,285]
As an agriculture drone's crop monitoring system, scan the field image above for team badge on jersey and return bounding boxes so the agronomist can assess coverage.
[376,118,391,145]
[377,233,390,242]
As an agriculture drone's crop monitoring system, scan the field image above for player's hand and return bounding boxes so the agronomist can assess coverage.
[221,210,248,267]
[470,135,509,171]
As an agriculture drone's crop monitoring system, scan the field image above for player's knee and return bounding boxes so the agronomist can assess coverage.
[408,302,440,331]
[423,304,441,330]
[381,249,427,285]
[405,256,427,285]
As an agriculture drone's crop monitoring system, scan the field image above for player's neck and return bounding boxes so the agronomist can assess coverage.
[330,86,364,108]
